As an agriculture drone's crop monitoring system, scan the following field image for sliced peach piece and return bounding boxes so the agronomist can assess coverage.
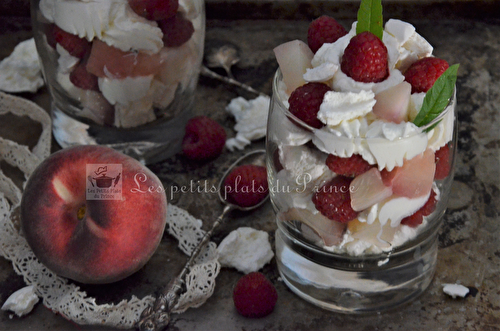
[350,168,393,211]
[372,81,412,123]
[381,149,436,198]
[86,40,163,79]
[273,40,314,94]
[281,208,346,247]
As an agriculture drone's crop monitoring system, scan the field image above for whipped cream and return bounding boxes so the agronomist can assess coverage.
[40,0,163,54]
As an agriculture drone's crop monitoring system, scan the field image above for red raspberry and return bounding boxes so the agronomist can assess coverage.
[434,144,452,180]
[52,25,91,58]
[401,190,437,227]
[404,57,449,93]
[307,15,348,53]
[128,0,179,21]
[312,176,358,223]
[69,61,99,91]
[182,116,226,161]
[340,31,389,83]
[326,154,373,177]
[159,12,194,48]
[223,165,268,208]
[288,82,331,129]
[233,272,278,318]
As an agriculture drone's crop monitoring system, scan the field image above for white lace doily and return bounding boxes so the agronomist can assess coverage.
[0,91,220,328]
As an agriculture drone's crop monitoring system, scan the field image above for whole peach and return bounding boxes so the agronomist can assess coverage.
[20,145,167,284]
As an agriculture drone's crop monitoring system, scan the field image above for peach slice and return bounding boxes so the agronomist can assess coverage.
[86,40,163,79]
[350,168,393,211]
[372,81,412,123]
[281,208,346,246]
[381,149,436,198]
[273,40,314,94]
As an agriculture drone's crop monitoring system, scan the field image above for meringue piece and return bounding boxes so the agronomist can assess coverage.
[225,95,271,151]
[0,38,44,93]
[443,283,470,299]
[98,75,154,105]
[1,285,39,317]
[377,192,430,227]
[318,90,376,127]
[114,96,156,128]
[217,227,274,274]
[56,44,79,74]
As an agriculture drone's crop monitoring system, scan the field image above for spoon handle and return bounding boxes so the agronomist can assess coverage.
[137,204,233,331]
[201,66,267,97]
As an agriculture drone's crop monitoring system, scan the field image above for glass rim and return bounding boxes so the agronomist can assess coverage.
[272,68,456,135]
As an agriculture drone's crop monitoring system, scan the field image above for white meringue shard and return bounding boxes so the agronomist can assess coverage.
[217,227,274,274]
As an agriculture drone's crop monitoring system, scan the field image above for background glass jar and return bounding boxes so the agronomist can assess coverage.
[266,69,457,313]
[31,0,205,163]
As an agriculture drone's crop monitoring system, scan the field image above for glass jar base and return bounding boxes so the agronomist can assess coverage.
[275,228,437,313]
[52,105,192,164]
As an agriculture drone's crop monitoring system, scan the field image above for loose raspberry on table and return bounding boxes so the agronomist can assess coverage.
[312,176,358,223]
[233,272,278,318]
[52,25,91,59]
[340,31,389,83]
[326,154,373,177]
[288,82,332,129]
[69,61,99,91]
[404,57,450,93]
[307,15,348,53]
[434,144,452,180]
[182,116,226,161]
[159,12,195,48]
[223,164,268,208]
[128,0,179,21]
[401,190,437,227]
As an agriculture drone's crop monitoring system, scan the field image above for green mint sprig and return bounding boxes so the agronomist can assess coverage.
[356,0,384,40]
[413,64,459,130]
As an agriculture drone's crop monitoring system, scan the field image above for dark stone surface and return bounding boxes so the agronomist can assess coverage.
[0,3,499,331]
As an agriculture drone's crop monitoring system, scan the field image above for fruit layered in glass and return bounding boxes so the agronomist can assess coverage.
[32,0,204,128]
[267,15,458,257]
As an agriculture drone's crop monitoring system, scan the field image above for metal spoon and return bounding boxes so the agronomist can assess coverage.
[201,42,266,97]
[136,149,267,331]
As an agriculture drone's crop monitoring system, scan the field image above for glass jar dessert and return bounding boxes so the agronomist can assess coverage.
[266,9,458,312]
[31,0,205,163]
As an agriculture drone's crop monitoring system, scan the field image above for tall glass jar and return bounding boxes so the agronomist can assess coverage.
[31,0,205,163]
[266,69,457,312]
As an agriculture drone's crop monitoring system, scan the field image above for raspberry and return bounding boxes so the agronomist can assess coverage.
[233,272,278,318]
[182,116,226,161]
[340,31,389,83]
[307,15,348,53]
[159,12,194,48]
[401,190,437,227]
[288,82,331,129]
[434,144,452,180]
[52,25,91,58]
[223,165,268,208]
[404,57,449,93]
[69,61,99,91]
[128,0,179,21]
[326,154,373,177]
[312,176,358,223]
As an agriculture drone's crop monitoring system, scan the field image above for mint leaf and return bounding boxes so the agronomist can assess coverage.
[356,0,384,40]
[413,64,459,129]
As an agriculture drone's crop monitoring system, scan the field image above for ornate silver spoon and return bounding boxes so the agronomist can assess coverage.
[136,149,267,331]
